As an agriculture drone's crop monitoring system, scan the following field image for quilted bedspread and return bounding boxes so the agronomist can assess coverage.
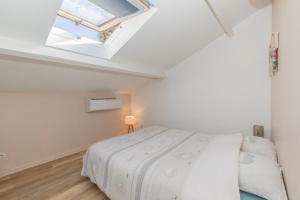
[82,126,242,200]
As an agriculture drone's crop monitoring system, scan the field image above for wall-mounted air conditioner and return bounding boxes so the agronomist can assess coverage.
[87,98,122,112]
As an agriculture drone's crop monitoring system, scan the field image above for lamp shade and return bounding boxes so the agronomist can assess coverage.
[125,115,137,125]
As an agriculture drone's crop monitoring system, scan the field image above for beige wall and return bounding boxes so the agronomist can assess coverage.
[0,92,130,177]
[272,0,300,199]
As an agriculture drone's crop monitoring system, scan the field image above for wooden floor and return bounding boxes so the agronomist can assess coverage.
[0,152,109,200]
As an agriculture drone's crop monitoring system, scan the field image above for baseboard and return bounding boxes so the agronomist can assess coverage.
[0,144,90,178]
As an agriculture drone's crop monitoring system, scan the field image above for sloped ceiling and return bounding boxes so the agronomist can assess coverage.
[0,1,62,44]
[0,0,271,92]
[112,0,271,72]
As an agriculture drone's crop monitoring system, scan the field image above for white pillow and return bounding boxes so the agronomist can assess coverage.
[242,136,277,160]
[239,152,287,200]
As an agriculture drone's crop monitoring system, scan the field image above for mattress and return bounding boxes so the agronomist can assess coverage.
[240,191,266,200]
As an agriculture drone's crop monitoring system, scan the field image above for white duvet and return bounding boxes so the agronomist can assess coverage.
[82,126,243,200]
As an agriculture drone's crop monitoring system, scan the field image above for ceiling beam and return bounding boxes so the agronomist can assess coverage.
[204,0,234,37]
[0,36,165,79]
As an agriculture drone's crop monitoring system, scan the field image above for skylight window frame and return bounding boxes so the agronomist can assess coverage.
[46,0,157,60]
[57,0,150,33]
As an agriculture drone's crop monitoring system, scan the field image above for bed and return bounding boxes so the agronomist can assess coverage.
[82,126,284,200]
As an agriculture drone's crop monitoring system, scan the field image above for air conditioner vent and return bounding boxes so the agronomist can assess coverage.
[87,98,122,112]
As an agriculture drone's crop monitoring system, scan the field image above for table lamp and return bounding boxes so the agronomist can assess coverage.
[125,115,137,133]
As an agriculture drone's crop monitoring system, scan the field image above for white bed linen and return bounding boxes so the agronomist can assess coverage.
[239,152,288,200]
[82,126,242,200]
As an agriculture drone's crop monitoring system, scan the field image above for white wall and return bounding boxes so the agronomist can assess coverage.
[132,6,272,137]
[272,0,300,199]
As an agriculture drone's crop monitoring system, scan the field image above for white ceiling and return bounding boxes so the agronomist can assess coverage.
[112,0,271,72]
[0,0,62,44]
[0,0,271,92]
[112,0,223,71]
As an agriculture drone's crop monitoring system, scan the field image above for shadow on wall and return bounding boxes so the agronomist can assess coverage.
[249,0,271,8]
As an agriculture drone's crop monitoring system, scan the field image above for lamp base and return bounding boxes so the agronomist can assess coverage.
[128,125,134,133]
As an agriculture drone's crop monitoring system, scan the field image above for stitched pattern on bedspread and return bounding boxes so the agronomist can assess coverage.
[102,128,169,189]
[134,132,197,200]
[105,129,194,200]
[82,126,168,190]
[139,133,212,200]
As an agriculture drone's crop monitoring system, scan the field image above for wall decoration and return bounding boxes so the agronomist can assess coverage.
[269,32,279,76]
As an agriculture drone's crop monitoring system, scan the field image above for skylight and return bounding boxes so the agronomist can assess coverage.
[46,0,156,59]
[56,0,149,43]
